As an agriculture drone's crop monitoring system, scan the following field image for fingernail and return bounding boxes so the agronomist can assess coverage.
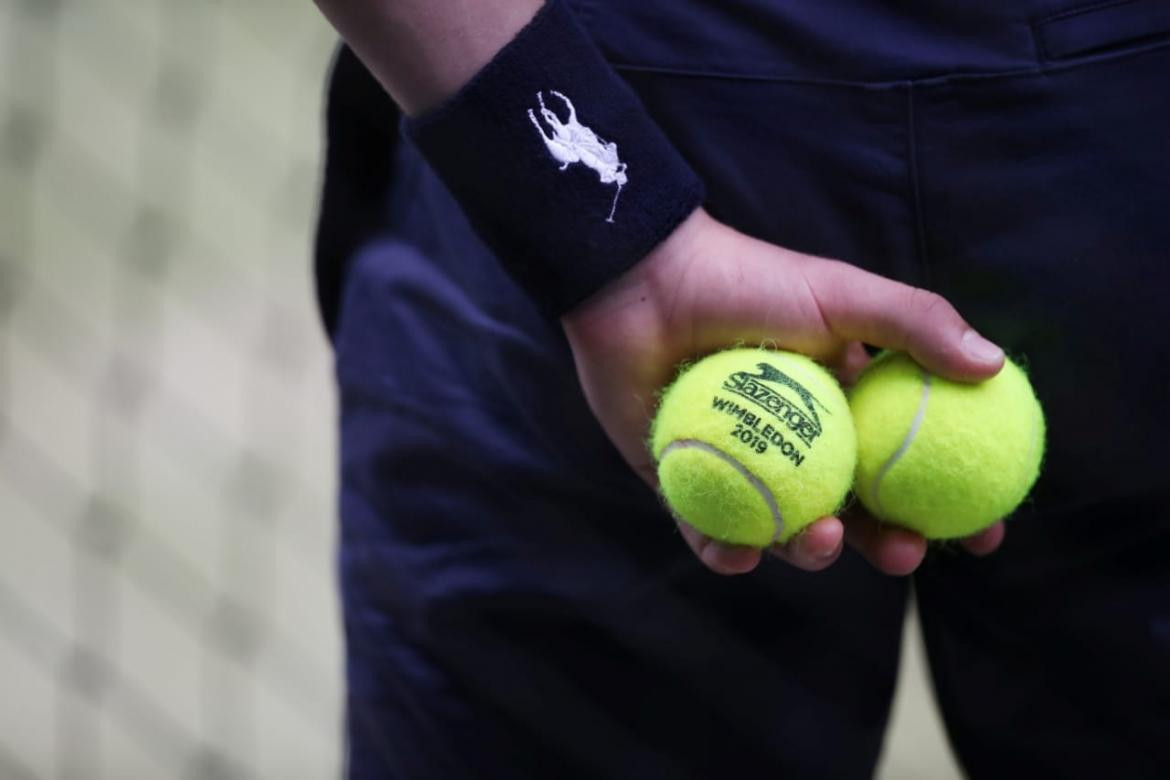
[795,533,834,562]
[794,532,818,557]
[961,329,1004,363]
[816,542,841,561]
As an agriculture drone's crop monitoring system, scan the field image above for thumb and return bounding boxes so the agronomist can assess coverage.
[801,259,1004,381]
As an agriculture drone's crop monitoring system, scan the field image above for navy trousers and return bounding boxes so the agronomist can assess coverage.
[321,2,1170,777]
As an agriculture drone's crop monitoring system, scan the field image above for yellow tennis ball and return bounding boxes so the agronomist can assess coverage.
[650,348,856,547]
[850,351,1046,539]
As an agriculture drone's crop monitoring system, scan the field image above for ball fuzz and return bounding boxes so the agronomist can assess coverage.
[850,351,1046,539]
[651,348,856,548]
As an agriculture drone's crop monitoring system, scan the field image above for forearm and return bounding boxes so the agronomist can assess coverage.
[313,0,544,115]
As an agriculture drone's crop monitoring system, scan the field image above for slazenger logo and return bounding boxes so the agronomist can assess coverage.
[722,363,829,447]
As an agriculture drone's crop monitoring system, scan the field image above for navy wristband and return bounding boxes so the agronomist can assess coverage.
[405,0,705,318]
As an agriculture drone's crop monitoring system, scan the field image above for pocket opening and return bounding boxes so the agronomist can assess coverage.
[1035,0,1170,61]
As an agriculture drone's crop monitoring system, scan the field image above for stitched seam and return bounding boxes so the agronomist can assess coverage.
[1037,0,1146,26]
[905,84,932,288]
[609,61,982,89]
[1032,0,1160,61]
[659,439,785,543]
[607,37,1170,88]
[1031,16,1054,61]
[570,0,599,28]
[870,371,932,516]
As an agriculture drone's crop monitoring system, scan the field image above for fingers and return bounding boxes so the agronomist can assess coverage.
[960,521,1006,556]
[802,260,1005,382]
[841,510,927,576]
[679,512,1005,576]
[770,516,844,571]
[821,340,872,387]
[840,507,1007,576]
[676,516,845,575]
[676,521,762,575]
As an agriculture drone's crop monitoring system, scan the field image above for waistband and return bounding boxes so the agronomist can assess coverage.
[571,0,1170,84]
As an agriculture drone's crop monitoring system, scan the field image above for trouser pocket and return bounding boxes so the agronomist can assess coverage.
[1035,0,1170,60]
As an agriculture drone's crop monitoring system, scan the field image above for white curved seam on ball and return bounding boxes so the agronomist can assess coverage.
[870,369,932,517]
[659,439,785,544]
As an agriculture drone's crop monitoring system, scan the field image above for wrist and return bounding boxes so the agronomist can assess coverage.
[405,0,706,319]
[561,206,711,340]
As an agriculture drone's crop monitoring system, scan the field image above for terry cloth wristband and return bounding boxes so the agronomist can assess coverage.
[405,0,706,318]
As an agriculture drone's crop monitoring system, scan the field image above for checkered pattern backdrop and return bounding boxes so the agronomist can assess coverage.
[0,0,342,777]
[0,1,961,778]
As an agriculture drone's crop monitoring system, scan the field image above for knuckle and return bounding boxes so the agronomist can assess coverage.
[908,288,952,319]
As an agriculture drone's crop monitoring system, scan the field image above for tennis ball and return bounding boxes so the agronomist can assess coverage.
[850,351,1045,539]
[650,348,856,547]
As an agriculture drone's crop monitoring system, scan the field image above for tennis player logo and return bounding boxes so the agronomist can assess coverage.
[527,90,628,223]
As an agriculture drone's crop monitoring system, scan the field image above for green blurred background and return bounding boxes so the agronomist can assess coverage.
[0,1,962,777]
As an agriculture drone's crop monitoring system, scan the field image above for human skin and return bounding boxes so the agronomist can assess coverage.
[561,207,1006,576]
[313,0,1007,576]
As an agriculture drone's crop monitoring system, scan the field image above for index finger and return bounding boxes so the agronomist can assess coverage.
[800,259,1005,383]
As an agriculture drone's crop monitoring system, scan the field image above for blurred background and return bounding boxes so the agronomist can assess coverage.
[0,0,961,777]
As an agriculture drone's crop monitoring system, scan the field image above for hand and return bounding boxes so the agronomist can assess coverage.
[561,208,1007,576]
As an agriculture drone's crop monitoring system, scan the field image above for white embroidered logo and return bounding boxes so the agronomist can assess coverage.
[527,90,628,223]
